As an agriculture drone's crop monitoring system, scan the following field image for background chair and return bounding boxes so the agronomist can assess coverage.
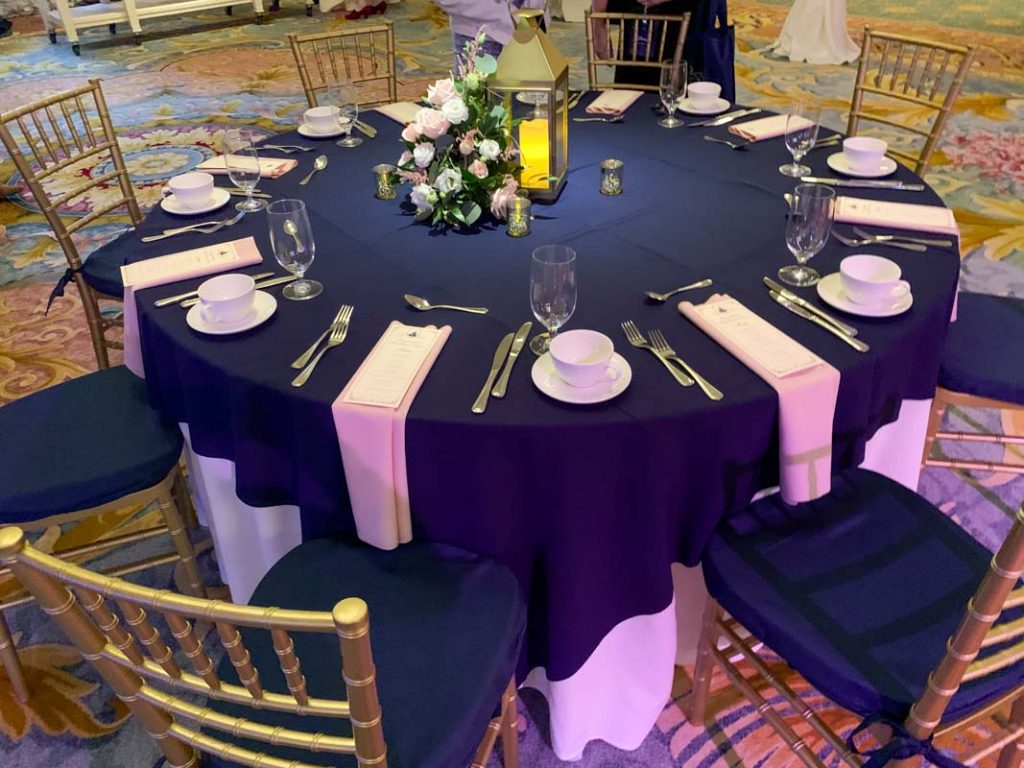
[683,469,1024,767]
[288,22,397,109]
[584,10,692,92]
[0,366,205,703]
[0,529,525,768]
[847,28,976,177]
[0,79,142,370]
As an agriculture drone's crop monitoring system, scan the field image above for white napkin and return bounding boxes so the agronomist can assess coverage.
[586,90,643,116]
[834,197,961,236]
[376,102,423,125]
[729,114,812,142]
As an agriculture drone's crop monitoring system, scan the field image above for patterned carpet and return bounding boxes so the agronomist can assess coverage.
[1,0,1023,765]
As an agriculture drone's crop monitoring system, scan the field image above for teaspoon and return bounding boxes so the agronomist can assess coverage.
[645,278,713,304]
[404,294,489,314]
[299,155,328,186]
[283,219,306,254]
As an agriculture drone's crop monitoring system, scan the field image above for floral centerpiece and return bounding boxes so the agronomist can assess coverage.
[396,34,522,229]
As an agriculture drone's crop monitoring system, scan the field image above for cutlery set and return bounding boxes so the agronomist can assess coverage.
[291,304,354,387]
[141,209,247,243]
[473,321,533,414]
[622,321,723,400]
[762,277,869,352]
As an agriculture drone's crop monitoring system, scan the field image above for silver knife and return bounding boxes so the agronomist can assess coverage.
[801,176,925,192]
[155,271,275,307]
[180,275,297,307]
[226,190,272,199]
[688,107,762,128]
[491,321,533,398]
[770,292,870,353]
[763,276,859,338]
[472,332,515,414]
[355,120,377,139]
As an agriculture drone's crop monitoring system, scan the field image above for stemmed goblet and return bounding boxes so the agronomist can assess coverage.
[529,244,577,355]
[658,60,687,129]
[779,101,821,177]
[779,183,835,287]
[268,199,323,301]
[223,129,267,212]
[329,82,362,148]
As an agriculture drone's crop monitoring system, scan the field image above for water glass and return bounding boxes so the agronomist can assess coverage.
[329,82,362,149]
[779,183,835,287]
[267,199,323,301]
[529,244,577,355]
[658,60,687,129]
[223,129,266,212]
[779,102,821,177]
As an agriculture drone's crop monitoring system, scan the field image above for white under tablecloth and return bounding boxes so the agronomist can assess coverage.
[770,0,860,65]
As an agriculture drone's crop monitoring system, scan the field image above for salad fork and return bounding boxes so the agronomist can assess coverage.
[703,135,750,151]
[833,231,926,252]
[852,226,954,248]
[572,115,625,124]
[291,304,349,369]
[140,210,246,243]
[621,321,694,387]
[649,329,723,401]
[291,305,353,387]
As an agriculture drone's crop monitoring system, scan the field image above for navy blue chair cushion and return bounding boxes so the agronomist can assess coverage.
[0,366,183,522]
[80,240,125,297]
[939,293,1024,404]
[208,537,526,768]
[703,469,1024,724]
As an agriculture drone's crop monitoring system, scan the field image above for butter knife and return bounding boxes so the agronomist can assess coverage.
[180,275,297,307]
[491,321,533,398]
[472,332,515,414]
[763,276,859,337]
[155,271,275,307]
[688,107,761,128]
[770,291,870,352]
[801,176,926,192]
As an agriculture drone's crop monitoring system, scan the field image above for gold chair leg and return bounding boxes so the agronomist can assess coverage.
[922,390,949,467]
[76,279,111,370]
[172,465,199,532]
[500,678,519,768]
[681,597,721,724]
[0,609,29,701]
[997,697,1024,768]
[157,486,206,599]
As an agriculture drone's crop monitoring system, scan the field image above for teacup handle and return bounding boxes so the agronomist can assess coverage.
[602,364,621,383]
[891,280,911,299]
[199,304,218,324]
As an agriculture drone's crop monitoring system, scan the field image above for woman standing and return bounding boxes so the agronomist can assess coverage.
[770,0,859,64]
[433,0,547,68]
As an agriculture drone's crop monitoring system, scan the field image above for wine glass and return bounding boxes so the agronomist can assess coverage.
[779,102,821,177]
[223,129,267,212]
[779,183,835,287]
[267,199,323,301]
[659,60,687,129]
[529,244,577,355]
[328,82,362,148]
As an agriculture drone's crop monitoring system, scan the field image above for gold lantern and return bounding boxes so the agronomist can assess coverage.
[492,9,569,203]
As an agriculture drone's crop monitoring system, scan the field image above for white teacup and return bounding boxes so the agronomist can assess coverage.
[840,255,911,306]
[197,273,256,325]
[167,171,214,211]
[303,106,340,133]
[687,81,721,106]
[842,137,888,174]
[549,330,620,389]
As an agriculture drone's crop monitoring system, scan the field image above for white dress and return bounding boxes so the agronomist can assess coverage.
[771,0,860,65]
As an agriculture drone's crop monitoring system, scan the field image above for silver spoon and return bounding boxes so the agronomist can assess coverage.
[645,278,713,304]
[299,155,328,186]
[404,294,489,315]
[283,219,306,254]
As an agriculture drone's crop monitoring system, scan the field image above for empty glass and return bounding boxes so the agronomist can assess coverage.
[268,199,323,300]
[223,129,266,212]
[658,60,687,129]
[780,183,835,287]
[780,102,821,177]
[328,82,362,148]
[530,245,577,355]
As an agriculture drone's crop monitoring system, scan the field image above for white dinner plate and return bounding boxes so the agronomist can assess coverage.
[297,122,349,139]
[160,187,230,216]
[826,152,898,178]
[531,352,632,405]
[677,97,730,115]
[186,290,278,335]
[816,272,913,318]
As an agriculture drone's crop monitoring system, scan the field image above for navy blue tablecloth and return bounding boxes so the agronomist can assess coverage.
[114,96,959,681]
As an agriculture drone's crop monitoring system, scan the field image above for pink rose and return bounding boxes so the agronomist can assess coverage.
[401,123,422,143]
[414,108,451,140]
[458,128,478,156]
[468,159,488,179]
[427,78,459,107]
[490,185,517,219]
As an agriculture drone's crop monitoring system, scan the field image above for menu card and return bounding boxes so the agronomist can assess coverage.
[587,90,643,115]
[689,297,820,377]
[376,101,423,125]
[343,324,443,408]
[120,237,262,288]
[196,155,297,179]
[834,196,960,235]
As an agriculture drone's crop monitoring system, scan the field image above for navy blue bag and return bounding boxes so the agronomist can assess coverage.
[684,0,736,103]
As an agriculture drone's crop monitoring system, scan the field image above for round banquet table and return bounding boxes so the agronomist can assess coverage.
[113,95,960,760]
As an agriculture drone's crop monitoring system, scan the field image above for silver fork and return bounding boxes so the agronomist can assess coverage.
[572,115,625,124]
[621,321,694,388]
[291,304,349,369]
[649,329,723,401]
[140,210,246,243]
[291,305,353,387]
[703,135,749,151]
[833,231,926,252]
[852,226,954,248]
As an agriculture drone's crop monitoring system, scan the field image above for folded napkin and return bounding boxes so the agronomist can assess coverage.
[679,294,840,504]
[586,89,643,115]
[121,237,263,378]
[333,321,451,550]
[376,101,423,125]
[728,114,812,142]
[195,155,297,179]
[834,196,961,236]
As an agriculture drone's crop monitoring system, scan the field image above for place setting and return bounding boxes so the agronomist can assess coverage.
[296,82,370,146]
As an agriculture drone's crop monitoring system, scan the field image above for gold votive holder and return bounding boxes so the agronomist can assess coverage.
[372,164,397,200]
[507,195,532,238]
[600,159,624,196]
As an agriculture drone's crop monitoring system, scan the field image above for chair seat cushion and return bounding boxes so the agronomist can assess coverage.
[79,239,125,297]
[209,537,526,768]
[0,366,183,522]
[703,468,1024,724]
[939,293,1024,404]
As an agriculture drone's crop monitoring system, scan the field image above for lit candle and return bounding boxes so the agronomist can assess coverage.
[519,118,550,190]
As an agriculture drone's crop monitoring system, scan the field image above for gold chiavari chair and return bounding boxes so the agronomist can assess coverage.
[0,79,142,370]
[0,527,525,768]
[584,10,692,92]
[683,469,1024,767]
[847,28,976,177]
[288,22,397,109]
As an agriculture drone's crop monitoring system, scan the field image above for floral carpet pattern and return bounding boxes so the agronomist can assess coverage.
[0,0,1022,766]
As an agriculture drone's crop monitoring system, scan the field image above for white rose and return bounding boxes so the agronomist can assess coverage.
[479,139,500,162]
[441,97,469,125]
[413,142,436,169]
[410,183,434,212]
[398,150,413,167]
[414,108,451,140]
[427,78,459,107]
[434,168,463,196]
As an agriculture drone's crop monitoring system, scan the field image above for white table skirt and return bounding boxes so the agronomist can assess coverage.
[770,0,860,65]
[181,398,931,761]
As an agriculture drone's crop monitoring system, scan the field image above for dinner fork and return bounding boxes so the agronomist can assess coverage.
[833,231,926,252]
[572,115,625,124]
[291,305,353,387]
[140,210,246,243]
[261,144,314,153]
[703,135,749,151]
[291,304,349,369]
[649,329,723,401]
[621,321,694,388]
[852,226,954,248]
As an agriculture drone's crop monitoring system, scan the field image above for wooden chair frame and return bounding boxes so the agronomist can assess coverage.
[922,388,1024,475]
[584,10,692,93]
[682,501,1024,767]
[847,28,976,177]
[0,79,143,370]
[0,527,519,768]
[288,23,397,110]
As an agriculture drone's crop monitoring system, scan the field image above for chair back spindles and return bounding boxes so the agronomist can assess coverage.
[166,612,221,690]
[116,598,183,679]
[271,627,310,706]
[584,10,692,92]
[76,586,147,666]
[288,23,397,110]
[215,620,264,699]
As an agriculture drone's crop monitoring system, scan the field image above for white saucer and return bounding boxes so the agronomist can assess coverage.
[160,187,230,216]
[816,272,913,318]
[186,290,278,335]
[677,97,730,115]
[826,152,898,178]
[531,352,632,405]
[298,122,348,139]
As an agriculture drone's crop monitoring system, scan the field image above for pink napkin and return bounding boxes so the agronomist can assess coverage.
[729,114,812,142]
[587,90,643,115]
[121,237,263,378]
[375,102,423,125]
[833,196,961,236]
[332,321,452,550]
[679,294,840,504]
[195,156,297,179]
